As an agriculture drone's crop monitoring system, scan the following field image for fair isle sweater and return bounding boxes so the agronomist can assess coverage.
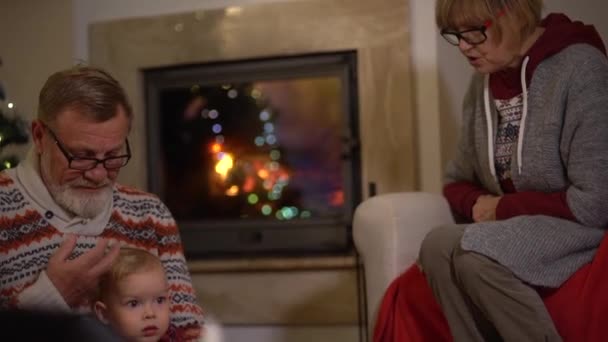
[445,44,608,287]
[0,151,204,337]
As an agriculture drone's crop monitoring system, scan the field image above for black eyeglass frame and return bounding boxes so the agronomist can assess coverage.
[44,125,132,171]
[440,26,489,46]
[440,7,506,47]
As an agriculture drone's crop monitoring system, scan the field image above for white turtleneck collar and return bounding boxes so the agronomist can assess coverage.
[6,148,113,236]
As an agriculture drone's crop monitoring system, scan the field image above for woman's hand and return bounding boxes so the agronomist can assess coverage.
[472,195,502,222]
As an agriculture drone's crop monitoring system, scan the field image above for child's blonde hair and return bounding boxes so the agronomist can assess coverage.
[96,247,165,302]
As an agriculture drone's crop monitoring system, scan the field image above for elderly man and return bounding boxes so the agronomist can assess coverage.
[0,66,204,340]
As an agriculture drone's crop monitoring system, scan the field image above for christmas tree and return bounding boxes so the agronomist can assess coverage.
[0,57,30,171]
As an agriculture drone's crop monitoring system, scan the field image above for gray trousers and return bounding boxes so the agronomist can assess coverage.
[418,225,562,342]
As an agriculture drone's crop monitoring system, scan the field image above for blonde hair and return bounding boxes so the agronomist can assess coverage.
[96,248,165,302]
[435,0,543,42]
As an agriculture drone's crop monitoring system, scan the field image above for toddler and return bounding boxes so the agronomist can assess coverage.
[93,248,170,342]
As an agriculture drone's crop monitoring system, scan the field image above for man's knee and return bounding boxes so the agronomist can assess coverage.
[419,225,464,274]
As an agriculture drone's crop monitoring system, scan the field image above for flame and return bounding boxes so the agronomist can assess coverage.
[225,185,239,196]
[329,190,345,206]
[215,153,234,180]
[257,169,269,179]
[211,143,222,153]
[243,176,256,192]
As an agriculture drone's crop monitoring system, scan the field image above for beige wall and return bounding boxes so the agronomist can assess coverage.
[410,1,442,193]
[0,0,73,124]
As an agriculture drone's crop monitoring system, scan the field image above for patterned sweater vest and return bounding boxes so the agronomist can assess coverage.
[494,94,523,181]
[0,171,204,336]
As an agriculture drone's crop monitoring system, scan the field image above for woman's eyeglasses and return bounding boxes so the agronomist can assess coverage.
[440,9,506,46]
[440,26,490,46]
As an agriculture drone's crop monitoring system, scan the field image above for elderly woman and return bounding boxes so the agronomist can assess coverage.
[418,0,608,341]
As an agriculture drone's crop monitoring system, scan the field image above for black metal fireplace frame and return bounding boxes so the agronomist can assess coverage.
[144,51,361,258]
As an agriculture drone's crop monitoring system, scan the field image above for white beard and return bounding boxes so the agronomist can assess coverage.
[40,153,113,219]
[49,182,113,219]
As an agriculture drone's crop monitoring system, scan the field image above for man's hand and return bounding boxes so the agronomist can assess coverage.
[46,235,121,308]
[472,195,502,222]
[182,326,202,342]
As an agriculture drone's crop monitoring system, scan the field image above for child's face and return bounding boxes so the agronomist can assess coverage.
[96,267,171,342]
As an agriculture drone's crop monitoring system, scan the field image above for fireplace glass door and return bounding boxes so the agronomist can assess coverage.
[145,52,360,257]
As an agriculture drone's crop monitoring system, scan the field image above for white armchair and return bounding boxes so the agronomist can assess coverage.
[352,192,454,336]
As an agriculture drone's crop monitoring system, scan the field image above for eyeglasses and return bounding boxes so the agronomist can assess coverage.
[44,125,131,171]
[440,26,490,46]
[440,9,506,46]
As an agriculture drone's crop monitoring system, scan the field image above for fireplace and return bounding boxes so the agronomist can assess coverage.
[144,52,361,256]
[90,0,416,259]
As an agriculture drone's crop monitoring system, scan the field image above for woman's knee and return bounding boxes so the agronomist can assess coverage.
[418,225,465,272]
[451,247,497,291]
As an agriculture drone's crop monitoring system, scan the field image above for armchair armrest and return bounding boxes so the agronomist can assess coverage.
[353,192,454,334]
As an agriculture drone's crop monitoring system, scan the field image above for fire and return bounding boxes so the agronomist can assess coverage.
[211,143,222,153]
[215,153,234,180]
[257,169,269,179]
[209,141,292,208]
[225,185,239,196]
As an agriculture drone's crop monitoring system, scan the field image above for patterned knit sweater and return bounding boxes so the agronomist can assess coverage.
[0,153,204,339]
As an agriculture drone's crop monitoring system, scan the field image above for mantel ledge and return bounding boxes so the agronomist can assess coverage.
[187,254,359,273]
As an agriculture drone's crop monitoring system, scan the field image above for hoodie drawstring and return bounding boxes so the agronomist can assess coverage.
[483,76,496,178]
[483,56,530,180]
[517,56,530,175]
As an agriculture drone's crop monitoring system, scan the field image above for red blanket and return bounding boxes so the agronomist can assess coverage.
[374,233,608,342]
